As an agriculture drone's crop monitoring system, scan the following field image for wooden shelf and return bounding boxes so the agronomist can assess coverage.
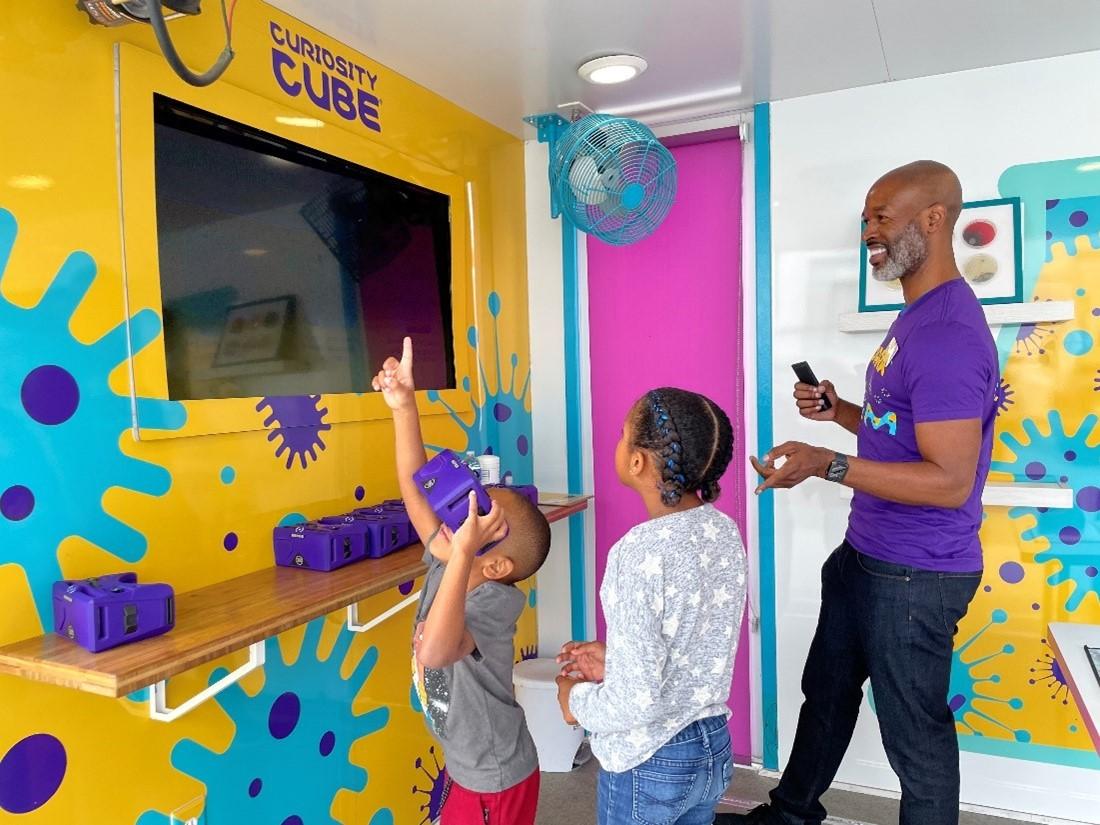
[838,300,1075,333]
[981,481,1073,509]
[0,496,589,699]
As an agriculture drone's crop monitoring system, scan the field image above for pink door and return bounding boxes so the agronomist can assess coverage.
[587,137,750,761]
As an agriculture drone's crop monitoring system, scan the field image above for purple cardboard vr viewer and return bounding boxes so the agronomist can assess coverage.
[52,572,175,653]
[273,520,368,571]
[347,508,416,558]
[412,450,493,534]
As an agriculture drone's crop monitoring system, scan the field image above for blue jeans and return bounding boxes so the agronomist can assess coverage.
[770,542,980,825]
[597,715,733,825]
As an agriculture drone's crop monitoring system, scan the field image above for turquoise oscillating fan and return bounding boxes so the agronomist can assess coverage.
[526,112,677,246]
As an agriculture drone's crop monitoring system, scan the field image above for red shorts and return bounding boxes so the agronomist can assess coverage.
[440,769,540,825]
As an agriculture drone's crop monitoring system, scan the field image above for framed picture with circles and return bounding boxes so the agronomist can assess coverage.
[858,196,1023,312]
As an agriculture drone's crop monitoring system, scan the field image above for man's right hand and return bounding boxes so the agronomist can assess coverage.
[794,379,840,422]
[372,336,416,411]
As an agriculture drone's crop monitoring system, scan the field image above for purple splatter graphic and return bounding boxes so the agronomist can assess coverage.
[1069,210,1090,228]
[21,365,79,425]
[1,485,34,521]
[0,734,66,814]
[517,434,529,457]
[1014,308,1053,356]
[949,694,966,713]
[282,817,303,825]
[249,778,263,798]
[1030,639,1071,705]
[1032,603,1041,611]
[1087,567,1099,579]
[1046,200,1060,209]
[983,585,992,593]
[413,746,447,825]
[1077,486,1100,513]
[355,485,366,501]
[999,562,1025,584]
[268,692,301,740]
[1025,461,1047,481]
[256,396,332,470]
[319,731,336,757]
[493,402,513,422]
[223,532,239,551]
[398,580,416,596]
[1065,450,1077,461]
[994,379,1014,415]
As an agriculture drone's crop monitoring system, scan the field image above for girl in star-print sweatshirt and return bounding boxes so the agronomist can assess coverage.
[557,388,746,825]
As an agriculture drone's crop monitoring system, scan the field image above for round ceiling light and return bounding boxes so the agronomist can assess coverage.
[578,55,648,85]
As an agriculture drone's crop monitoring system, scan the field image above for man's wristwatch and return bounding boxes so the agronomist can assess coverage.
[826,452,849,483]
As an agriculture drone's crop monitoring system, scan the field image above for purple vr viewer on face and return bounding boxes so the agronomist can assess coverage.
[52,573,175,653]
[413,450,538,555]
[412,450,494,535]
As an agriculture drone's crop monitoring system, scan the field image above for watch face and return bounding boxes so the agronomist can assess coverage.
[828,455,848,482]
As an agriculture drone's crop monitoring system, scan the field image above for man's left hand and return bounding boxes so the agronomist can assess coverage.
[750,442,833,494]
[555,675,580,725]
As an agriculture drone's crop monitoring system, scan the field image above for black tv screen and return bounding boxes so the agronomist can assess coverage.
[152,95,455,401]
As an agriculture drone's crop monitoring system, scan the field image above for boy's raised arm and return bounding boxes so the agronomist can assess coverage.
[372,337,444,545]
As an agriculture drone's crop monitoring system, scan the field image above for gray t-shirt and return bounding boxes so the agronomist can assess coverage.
[413,546,538,792]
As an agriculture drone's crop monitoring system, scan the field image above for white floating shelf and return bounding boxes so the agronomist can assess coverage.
[982,481,1073,509]
[839,300,1075,333]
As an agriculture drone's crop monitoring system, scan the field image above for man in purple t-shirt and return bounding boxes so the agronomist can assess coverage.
[727,162,999,825]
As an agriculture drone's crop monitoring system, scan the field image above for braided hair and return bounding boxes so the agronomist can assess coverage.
[631,388,734,507]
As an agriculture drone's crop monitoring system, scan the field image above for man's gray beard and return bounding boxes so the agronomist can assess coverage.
[872,221,927,282]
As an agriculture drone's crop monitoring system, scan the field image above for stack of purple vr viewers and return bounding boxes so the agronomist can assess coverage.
[273,499,416,572]
[52,572,175,653]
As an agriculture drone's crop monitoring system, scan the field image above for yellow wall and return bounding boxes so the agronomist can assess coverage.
[0,4,535,822]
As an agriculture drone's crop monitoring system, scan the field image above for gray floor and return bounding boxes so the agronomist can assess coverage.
[537,760,1025,825]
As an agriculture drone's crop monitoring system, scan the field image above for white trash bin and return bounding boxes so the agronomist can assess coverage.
[513,657,584,772]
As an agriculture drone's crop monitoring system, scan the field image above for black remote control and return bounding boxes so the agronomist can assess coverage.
[791,362,833,411]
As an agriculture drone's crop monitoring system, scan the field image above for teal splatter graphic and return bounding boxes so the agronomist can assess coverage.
[426,292,533,484]
[136,618,391,824]
[1044,195,1100,260]
[997,157,1100,369]
[950,609,1029,742]
[0,208,185,624]
[991,412,1100,612]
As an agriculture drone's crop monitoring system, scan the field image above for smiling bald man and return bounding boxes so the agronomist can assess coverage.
[727,162,1000,825]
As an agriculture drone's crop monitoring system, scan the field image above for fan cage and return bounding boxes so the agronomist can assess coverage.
[550,113,676,246]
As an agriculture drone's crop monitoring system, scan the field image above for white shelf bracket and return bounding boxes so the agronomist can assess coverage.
[348,590,422,633]
[149,640,266,722]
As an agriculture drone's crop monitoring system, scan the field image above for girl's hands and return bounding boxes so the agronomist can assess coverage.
[557,640,606,682]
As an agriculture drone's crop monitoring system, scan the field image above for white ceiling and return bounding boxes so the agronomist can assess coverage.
[266,0,1100,136]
